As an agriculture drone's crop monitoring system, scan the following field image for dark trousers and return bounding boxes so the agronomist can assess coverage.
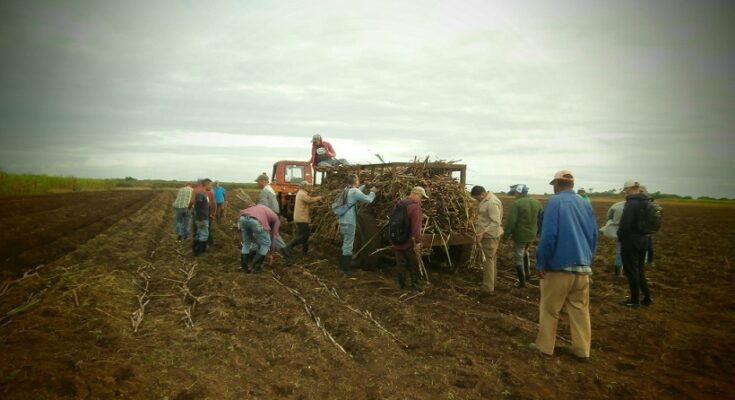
[287,223,311,254]
[395,247,420,281]
[621,236,651,303]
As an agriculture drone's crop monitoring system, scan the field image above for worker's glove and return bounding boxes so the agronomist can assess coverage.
[369,186,379,193]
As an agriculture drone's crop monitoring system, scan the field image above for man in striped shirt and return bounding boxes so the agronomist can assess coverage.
[172,182,193,241]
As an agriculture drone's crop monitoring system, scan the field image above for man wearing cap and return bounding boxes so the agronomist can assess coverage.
[530,170,597,361]
[255,172,292,263]
[503,184,543,288]
[470,185,504,293]
[617,180,653,307]
[392,186,429,292]
[310,134,348,168]
[237,194,281,273]
[337,174,377,277]
[172,181,193,241]
[285,181,322,257]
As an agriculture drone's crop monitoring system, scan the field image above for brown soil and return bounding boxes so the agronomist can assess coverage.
[0,191,733,399]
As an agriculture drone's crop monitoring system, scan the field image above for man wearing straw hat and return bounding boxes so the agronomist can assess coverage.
[530,169,597,361]
[391,186,429,293]
[471,185,504,293]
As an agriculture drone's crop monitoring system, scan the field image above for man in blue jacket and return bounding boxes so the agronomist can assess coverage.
[530,170,597,361]
[336,174,377,277]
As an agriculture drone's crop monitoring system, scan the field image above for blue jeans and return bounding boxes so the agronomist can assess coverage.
[194,219,209,242]
[240,216,272,256]
[174,208,191,239]
[339,223,356,256]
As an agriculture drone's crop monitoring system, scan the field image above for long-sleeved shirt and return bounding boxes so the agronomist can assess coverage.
[172,186,193,209]
[503,194,543,243]
[536,190,597,273]
[193,191,210,221]
[310,141,336,167]
[392,197,423,251]
[258,185,280,215]
[617,193,649,242]
[239,204,280,251]
[294,189,321,223]
[206,189,217,215]
[338,185,375,226]
[476,192,504,239]
[600,200,625,239]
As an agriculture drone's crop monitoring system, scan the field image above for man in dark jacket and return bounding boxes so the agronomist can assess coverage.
[617,179,653,307]
[392,186,428,292]
[192,178,212,256]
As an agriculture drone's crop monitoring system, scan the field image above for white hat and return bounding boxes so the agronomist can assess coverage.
[411,186,429,198]
[623,179,640,189]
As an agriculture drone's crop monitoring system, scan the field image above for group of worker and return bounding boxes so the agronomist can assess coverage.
[172,179,226,255]
[171,132,658,362]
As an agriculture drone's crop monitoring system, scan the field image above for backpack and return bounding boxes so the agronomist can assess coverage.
[330,189,354,217]
[388,201,411,245]
[637,197,663,234]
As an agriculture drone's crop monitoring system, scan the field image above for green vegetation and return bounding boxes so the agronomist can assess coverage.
[0,171,257,197]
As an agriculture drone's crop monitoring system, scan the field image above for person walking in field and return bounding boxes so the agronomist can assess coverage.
[391,186,429,292]
[618,180,653,308]
[310,134,348,168]
[192,178,213,256]
[530,170,597,361]
[471,185,503,293]
[600,199,626,275]
[213,181,226,221]
[334,174,377,277]
[285,181,322,257]
[503,184,543,288]
[172,181,193,241]
[237,194,282,273]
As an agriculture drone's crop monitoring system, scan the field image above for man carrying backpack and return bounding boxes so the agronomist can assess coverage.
[391,186,429,292]
[335,174,377,277]
[617,179,654,308]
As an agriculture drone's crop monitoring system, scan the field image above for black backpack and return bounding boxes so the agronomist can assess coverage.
[389,201,411,245]
[638,197,663,234]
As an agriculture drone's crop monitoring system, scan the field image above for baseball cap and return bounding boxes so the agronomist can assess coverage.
[623,179,640,189]
[515,184,529,194]
[411,186,429,198]
[549,170,574,184]
[254,172,269,182]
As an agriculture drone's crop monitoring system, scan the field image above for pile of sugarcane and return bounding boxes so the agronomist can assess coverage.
[310,158,478,249]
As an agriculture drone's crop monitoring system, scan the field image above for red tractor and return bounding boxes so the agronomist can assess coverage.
[270,160,314,220]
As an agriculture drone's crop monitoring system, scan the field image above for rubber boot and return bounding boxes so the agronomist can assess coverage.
[240,254,250,273]
[251,254,265,273]
[199,241,208,254]
[397,272,406,290]
[193,241,204,256]
[515,266,527,288]
[409,272,421,293]
[340,255,354,277]
[280,246,293,266]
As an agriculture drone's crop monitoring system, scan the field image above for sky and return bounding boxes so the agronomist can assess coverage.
[0,0,734,197]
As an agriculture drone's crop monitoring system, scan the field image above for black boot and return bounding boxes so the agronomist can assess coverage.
[199,241,208,254]
[409,272,421,293]
[280,246,293,266]
[340,255,354,277]
[193,241,204,256]
[515,266,527,288]
[397,272,406,290]
[240,254,251,273]
[251,254,265,273]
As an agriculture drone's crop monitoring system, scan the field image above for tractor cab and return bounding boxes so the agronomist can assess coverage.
[271,160,314,220]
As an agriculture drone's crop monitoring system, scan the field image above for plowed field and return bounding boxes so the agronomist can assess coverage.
[0,190,733,399]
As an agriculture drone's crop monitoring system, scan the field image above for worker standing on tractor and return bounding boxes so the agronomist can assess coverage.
[390,186,429,293]
[503,184,543,288]
[285,181,322,257]
[333,174,377,277]
[471,185,504,293]
[310,134,348,168]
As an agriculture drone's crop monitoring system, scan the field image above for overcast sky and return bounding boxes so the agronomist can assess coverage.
[1,0,733,197]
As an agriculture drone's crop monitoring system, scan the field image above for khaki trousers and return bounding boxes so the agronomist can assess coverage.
[535,271,591,358]
[481,236,500,291]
